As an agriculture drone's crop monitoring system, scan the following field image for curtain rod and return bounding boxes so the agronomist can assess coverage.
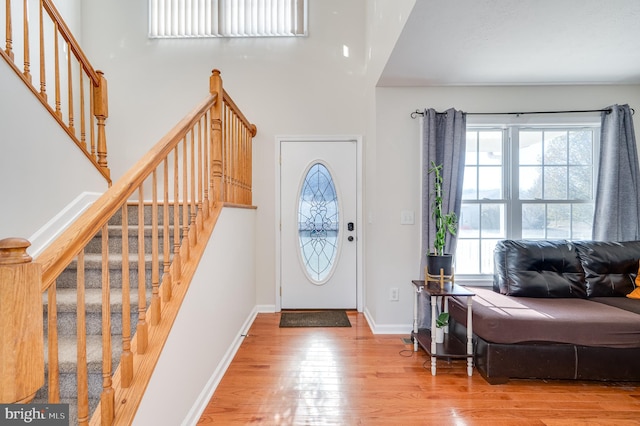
[410,107,635,119]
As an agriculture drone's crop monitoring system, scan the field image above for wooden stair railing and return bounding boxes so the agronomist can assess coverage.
[1,0,110,182]
[0,70,256,425]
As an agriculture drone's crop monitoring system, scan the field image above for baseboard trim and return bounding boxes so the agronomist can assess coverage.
[363,307,412,335]
[29,191,101,258]
[181,306,260,426]
[256,304,276,313]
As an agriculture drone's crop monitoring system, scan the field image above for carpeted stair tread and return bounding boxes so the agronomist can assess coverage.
[43,287,146,312]
[45,335,123,373]
[65,252,168,267]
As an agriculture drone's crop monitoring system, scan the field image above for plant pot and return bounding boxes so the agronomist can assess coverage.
[435,327,445,344]
[426,254,453,277]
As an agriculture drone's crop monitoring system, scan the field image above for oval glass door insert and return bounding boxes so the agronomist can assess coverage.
[298,163,340,283]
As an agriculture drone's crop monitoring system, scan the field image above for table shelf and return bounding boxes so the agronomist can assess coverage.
[412,328,469,359]
[411,279,474,376]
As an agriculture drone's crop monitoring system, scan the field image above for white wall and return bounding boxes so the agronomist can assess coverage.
[79,0,375,314]
[363,0,416,324]
[368,84,640,327]
[133,207,257,426]
[0,58,107,253]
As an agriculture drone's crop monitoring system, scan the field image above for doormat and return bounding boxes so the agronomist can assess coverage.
[279,310,351,328]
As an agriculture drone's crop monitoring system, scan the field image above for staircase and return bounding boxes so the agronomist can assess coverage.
[1,51,256,421]
[39,204,172,424]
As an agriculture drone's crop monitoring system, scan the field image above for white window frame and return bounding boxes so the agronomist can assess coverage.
[149,0,308,38]
[458,114,601,283]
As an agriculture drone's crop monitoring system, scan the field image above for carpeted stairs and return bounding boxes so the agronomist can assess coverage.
[37,204,174,424]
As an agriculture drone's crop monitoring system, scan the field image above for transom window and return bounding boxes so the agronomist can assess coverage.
[456,121,599,277]
[149,0,308,38]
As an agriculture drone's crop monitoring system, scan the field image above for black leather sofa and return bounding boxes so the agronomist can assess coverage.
[448,239,640,384]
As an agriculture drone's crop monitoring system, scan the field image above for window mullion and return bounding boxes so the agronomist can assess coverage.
[508,127,522,239]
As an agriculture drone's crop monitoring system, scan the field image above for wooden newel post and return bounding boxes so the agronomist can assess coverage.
[0,238,44,404]
[93,70,110,179]
[210,69,223,204]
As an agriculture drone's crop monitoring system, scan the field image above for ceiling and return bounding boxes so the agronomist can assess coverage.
[378,0,640,86]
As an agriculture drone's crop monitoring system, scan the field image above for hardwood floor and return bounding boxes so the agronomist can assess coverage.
[197,311,640,425]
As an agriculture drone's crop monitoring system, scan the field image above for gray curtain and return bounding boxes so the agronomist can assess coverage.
[593,104,640,241]
[417,108,466,329]
[421,108,467,266]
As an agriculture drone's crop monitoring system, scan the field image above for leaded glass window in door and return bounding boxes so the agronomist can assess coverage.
[298,163,340,283]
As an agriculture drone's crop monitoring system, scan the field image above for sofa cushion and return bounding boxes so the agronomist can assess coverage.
[448,286,640,348]
[493,240,586,298]
[591,297,640,315]
[573,240,640,297]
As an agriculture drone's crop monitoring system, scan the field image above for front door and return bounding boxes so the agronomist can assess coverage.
[280,139,357,309]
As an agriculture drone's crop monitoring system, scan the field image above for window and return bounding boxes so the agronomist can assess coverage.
[149,0,308,38]
[456,120,599,277]
[298,163,339,283]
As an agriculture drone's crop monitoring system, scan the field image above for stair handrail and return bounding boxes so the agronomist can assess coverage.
[21,69,256,425]
[1,0,110,182]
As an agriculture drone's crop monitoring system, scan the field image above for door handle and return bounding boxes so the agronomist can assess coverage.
[347,222,354,231]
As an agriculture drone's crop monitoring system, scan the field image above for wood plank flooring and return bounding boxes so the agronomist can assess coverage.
[197,311,640,425]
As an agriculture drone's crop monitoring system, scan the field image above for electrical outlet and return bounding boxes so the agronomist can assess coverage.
[390,287,399,301]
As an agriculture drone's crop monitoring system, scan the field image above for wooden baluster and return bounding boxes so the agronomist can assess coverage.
[182,137,190,260]
[90,82,96,158]
[248,124,256,205]
[38,0,46,100]
[22,0,31,82]
[244,126,251,204]
[54,22,61,118]
[76,250,89,426]
[197,120,205,228]
[5,0,14,60]
[202,112,210,218]
[238,123,243,204]
[162,158,172,302]
[210,69,223,203]
[137,187,148,354]
[93,70,109,176]
[100,223,114,424]
[233,115,238,203]
[172,146,182,285]
[120,204,133,388]
[67,42,75,135]
[246,125,252,204]
[223,105,230,202]
[0,238,44,404]
[242,125,247,204]
[235,114,240,203]
[232,110,237,202]
[221,104,227,202]
[79,67,86,148]
[151,169,161,325]
[47,285,59,403]
[190,129,197,247]
[228,112,233,203]
[227,112,233,203]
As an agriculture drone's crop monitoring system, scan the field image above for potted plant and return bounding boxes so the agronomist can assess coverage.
[435,312,449,343]
[427,161,457,277]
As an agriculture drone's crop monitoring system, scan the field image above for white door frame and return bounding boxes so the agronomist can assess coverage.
[275,135,363,312]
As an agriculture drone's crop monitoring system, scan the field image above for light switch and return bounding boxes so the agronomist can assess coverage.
[400,210,414,225]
